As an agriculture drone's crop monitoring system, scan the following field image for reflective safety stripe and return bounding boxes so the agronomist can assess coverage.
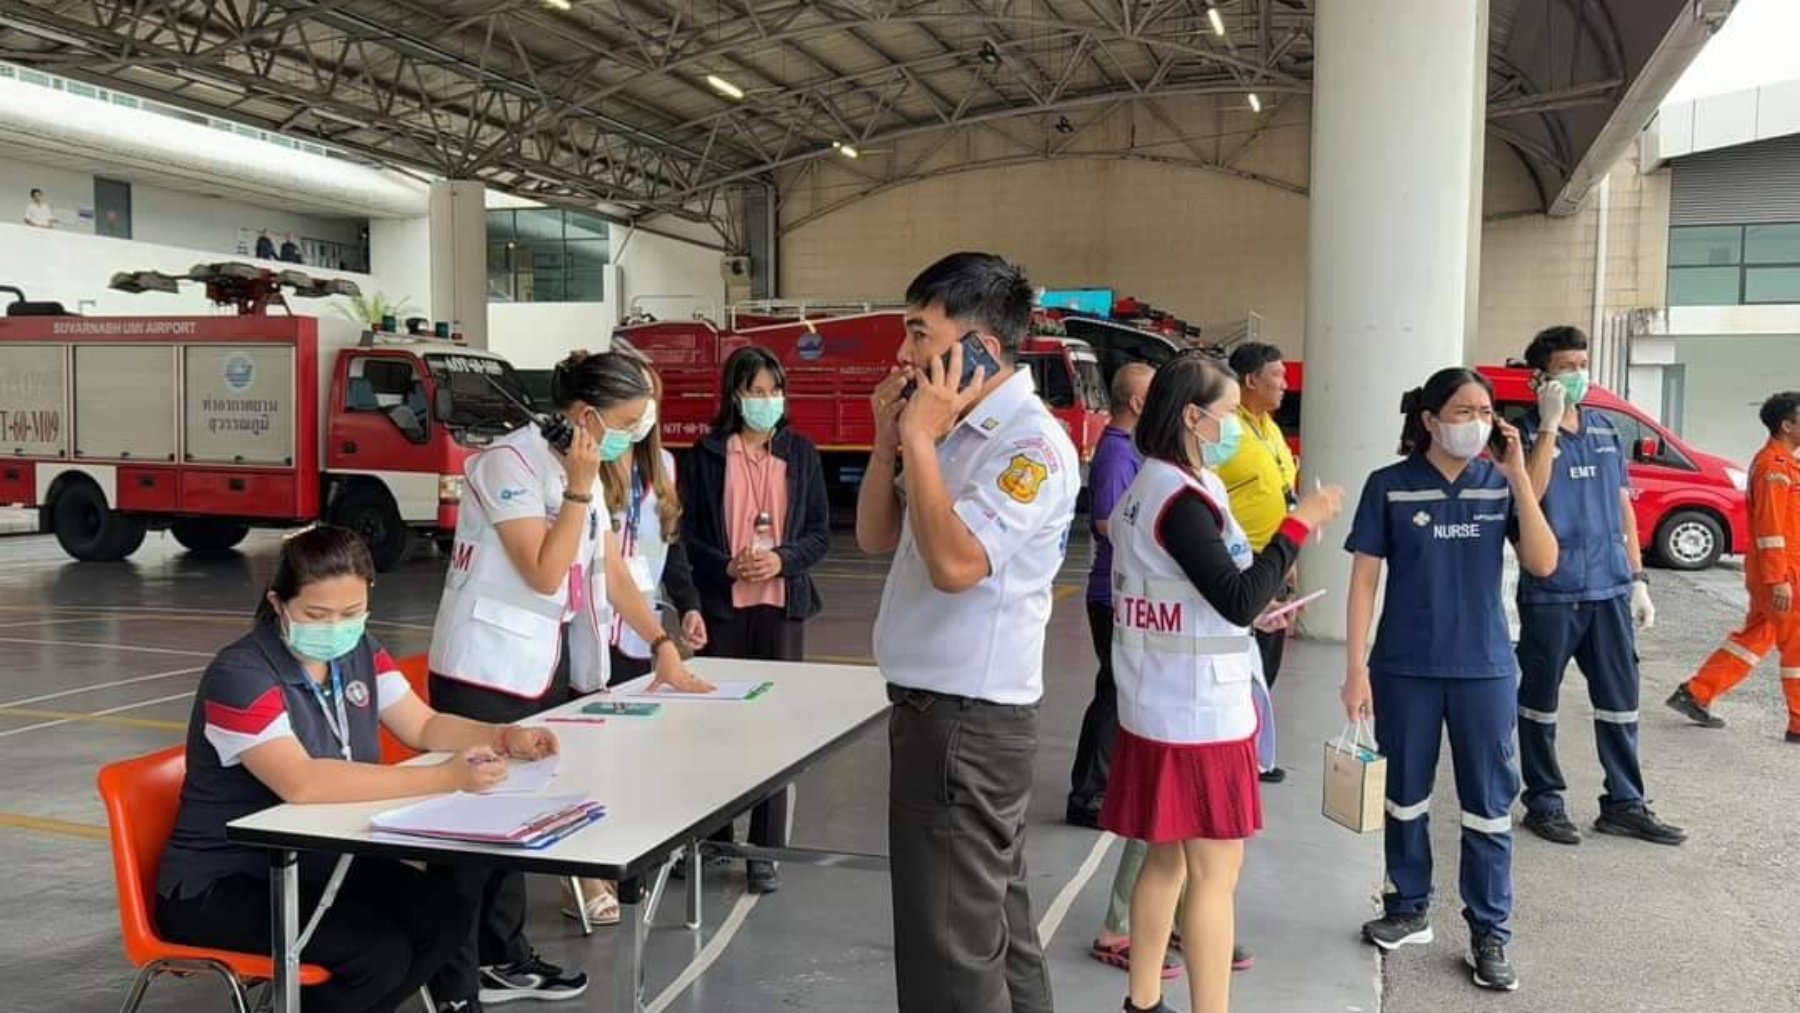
[1756,536,1787,549]
[1113,628,1254,656]
[1458,487,1512,501]
[1461,811,1513,835]
[1518,706,1557,725]
[1386,796,1431,821]
[1723,641,1764,665]
[1782,668,1800,681]
[1590,426,1618,437]
[1386,489,1447,502]
[1769,473,1793,485]
[1593,708,1639,724]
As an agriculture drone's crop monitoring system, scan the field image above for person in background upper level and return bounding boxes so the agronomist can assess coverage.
[1217,342,1300,785]
[156,525,553,1013]
[679,344,832,895]
[24,188,56,228]
[1511,325,1684,848]
[1067,360,1155,830]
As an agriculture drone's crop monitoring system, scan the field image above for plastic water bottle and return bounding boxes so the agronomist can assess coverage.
[752,511,775,555]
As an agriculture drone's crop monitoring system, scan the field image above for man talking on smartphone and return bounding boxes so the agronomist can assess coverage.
[857,252,1077,1013]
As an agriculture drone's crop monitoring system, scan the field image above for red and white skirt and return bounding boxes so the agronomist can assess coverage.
[1099,727,1263,842]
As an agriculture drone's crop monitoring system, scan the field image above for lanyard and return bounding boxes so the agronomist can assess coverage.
[302,660,354,762]
[1245,411,1298,509]
[622,463,647,557]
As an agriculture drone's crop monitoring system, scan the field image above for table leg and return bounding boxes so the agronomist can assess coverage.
[613,876,647,1013]
[269,849,300,1013]
[684,838,702,930]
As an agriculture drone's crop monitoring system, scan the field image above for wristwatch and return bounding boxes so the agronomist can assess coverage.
[1631,572,1649,585]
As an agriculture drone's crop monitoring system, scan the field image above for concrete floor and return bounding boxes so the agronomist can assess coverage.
[0,526,1790,1012]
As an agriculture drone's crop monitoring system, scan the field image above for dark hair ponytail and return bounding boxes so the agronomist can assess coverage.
[1399,367,1493,455]
[549,348,652,412]
[255,525,376,623]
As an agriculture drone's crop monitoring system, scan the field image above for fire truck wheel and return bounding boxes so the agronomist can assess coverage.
[50,480,147,562]
[170,518,250,553]
[332,484,414,571]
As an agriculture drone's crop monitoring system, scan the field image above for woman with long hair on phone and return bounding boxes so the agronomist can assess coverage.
[1340,366,1557,993]
[679,344,832,894]
[425,348,711,1005]
[1105,353,1344,1013]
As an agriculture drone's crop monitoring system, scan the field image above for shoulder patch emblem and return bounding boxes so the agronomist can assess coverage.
[997,452,1050,504]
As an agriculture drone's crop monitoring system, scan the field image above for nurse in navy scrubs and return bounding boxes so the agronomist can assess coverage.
[1340,367,1558,994]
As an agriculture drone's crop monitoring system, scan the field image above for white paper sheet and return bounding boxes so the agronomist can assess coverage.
[608,676,771,701]
[370,792,589,841]
[484,755,560,795]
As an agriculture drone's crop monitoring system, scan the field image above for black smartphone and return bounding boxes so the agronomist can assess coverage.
[901,332,1002,398]
[1487,420,1510,459]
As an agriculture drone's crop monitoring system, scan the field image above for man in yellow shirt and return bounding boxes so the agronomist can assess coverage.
[1220,342,1298,782]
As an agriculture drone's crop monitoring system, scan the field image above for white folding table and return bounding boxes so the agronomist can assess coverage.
[227,658,891,1013]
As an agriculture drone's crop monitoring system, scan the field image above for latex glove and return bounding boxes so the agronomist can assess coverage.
[1535,377,1568,429]
[1630,581,1655,630]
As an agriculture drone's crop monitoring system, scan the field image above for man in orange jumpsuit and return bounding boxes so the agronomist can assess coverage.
[1667,391,1800,740]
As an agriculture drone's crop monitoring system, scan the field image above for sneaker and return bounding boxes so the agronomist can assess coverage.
[1520,809,1581,845]
[1258,767,1288,785]
[1593,804,1687,846]
[1122,998,1176,1013]
[747,859,780,894]
[1467,933,1519,992]
[478,955,588,1005]
[438,1002,484,1013]
[1787,730,1800,744]
[1361,912,1433,951]
[1665,685,1725,728]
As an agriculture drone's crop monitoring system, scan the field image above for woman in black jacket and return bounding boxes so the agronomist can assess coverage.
[679,345,831,893]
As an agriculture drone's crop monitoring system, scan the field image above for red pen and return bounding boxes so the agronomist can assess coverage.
[544,716,608,726]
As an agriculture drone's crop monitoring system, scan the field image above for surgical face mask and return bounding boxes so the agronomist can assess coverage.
[282,608,367,663]
[1435,419,1492,460]
[582,409,635,462]
[740,395,786,433]
[629,400,658,444]
[1195,409,1243,469]
[1553,368,1589,405]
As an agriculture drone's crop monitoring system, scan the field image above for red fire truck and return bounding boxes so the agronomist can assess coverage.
[0,266,533,569]
[615,301,1110,487]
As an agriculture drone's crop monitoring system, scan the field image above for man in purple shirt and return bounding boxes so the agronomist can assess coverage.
[1067,362,1154,827]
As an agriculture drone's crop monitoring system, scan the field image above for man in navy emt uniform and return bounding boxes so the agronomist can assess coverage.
[1513,325,1684,847]
[1341,367,1559,993]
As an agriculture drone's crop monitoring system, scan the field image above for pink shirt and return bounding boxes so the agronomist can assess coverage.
[725,434,788,609]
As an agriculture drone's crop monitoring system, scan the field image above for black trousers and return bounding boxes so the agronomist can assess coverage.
[1066,601,1117,818]
[157,861,471,1013]
[1256,625,1288,690]
[427,637,572,997]
[701,604,801,849]
[609,646,653,686]
[887,685,1053,1013]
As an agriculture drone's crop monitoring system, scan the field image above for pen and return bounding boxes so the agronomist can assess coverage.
[1312,477,1324,544]
[544,717,608,726]
[745,681,774,701]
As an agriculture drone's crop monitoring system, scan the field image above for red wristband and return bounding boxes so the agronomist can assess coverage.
[1277,517,1313,545]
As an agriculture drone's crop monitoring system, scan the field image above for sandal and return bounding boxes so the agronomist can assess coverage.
[560,879,621,926]
[1089,938,1183,980]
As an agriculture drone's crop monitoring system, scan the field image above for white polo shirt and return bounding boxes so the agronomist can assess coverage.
[873,367,1080,705]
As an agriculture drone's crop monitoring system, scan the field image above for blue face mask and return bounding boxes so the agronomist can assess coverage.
[598,426,634,462]
[283,608,367,663]
[740,395,786,433]
[1199,410,1243,469]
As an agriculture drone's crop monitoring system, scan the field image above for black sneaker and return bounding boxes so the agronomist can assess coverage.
[1665,685,1725,728]
[1593,804,1687,846]
[1258,766,1288,784]
[478,955,588,1005]
[438,1002,484,1013]
[1521,809,1581,845]
[1361,912,1433,950]
[1066,806,1104,830]
[1467,934,1519,992]
[747,859,780,894]
[1122,998,1176,1013]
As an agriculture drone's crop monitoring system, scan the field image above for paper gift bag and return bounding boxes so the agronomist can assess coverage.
[1322,721,1385,834]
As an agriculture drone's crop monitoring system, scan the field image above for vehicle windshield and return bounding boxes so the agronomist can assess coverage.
[1073,357,1107,411]
[1028,355,1077,409]
[425,352,534,444]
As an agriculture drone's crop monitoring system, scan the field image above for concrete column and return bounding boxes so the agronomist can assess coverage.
[1299,0,1489,640]
[428,180,488,348]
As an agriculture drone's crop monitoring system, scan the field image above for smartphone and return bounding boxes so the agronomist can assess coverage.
[1487,420,1510,459]
[901,332,1002,399]
[581,701,662,717]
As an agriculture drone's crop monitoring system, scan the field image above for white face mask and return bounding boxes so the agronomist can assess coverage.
[1435,419,1491,460]
[629,399,658,443]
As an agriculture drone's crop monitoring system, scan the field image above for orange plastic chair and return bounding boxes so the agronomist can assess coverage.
[378,653,433,765]
[97,744,330,1013]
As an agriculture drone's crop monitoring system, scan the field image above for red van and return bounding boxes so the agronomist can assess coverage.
[1278,362,1749,570]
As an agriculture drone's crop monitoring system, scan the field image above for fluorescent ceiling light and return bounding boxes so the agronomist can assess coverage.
[839,144,860,159]
[543,0,572,10]
[1208,6,1225,36]
[706,74,745,101]
[1247,93,1262,112]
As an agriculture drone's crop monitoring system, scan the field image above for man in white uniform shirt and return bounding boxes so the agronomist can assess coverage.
[857,252,1078,1013]
[24,189,55,228]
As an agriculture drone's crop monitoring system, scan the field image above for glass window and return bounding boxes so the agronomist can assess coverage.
[565,211,610,243]
[1745,267,1800,304]
[514,208,565,243]
[485,210,514,241]
[1668,226,1742,267]
[485,210,608,304]
[487,243,514,302]
[1668,267,1741,306]
[1744,224,1800,265]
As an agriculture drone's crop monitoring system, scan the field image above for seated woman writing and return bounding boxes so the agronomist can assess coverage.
[155,525,558,1013]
